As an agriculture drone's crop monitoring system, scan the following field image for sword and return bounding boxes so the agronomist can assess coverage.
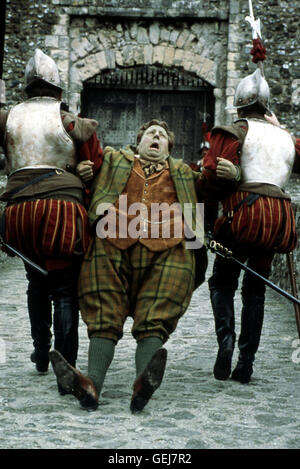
[209,240,300,308]
[286,252,300,338]
[0,237,48,276]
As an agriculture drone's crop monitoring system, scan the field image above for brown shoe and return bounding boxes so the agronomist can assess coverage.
[49,350,99,411]
[130,348,167,414]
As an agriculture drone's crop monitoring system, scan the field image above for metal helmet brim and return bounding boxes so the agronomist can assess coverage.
[228,68,270,113]
[24,49,63,92]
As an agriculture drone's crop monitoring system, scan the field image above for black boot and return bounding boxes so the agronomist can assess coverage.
[49,268,80,369]
[231,275,265,384]
[30,349,50,373]
[210,289,236,380]
[26,266,52,372]
[231,359,253,384]
[213,335,236,381]
[209,255,241,381]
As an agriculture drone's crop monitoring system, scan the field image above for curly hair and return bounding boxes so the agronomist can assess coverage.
[136,119,175,153]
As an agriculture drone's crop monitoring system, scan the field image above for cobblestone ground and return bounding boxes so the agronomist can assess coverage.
[0,254,300,450]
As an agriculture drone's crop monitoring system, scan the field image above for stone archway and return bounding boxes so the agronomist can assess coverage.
[65,17,230,155]
[80,66,215,162]
[69,44,216,113]
[67,16,223,117]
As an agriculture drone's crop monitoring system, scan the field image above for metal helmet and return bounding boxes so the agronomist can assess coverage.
[233,68,270,111]
[24,49,62,92]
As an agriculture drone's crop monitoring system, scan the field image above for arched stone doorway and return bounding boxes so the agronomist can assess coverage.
[81,66,214,163]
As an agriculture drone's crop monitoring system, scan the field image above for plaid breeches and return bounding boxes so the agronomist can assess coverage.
[78,238,196,343]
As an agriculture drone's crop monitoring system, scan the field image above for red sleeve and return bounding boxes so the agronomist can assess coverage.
[196,130,241,200]
[65,121,104,207]
[189,162,200,171]
[296,138,300,159]
[202,131,240,176]
[77,132,104,176]
[64,119,103,176]
[293,138,300,173]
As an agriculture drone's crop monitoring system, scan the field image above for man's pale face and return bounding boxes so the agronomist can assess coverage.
[137,125,169,160]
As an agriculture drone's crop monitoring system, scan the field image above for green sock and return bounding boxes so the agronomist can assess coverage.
[88,337,115,395]
[135,337,164,378]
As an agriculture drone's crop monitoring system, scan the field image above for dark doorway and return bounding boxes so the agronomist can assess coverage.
[81,66,214,163]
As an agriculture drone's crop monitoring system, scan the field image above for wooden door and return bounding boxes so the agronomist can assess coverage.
[81,67,214,162]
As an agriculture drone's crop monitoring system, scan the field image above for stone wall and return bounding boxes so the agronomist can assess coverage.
[270,174,300,292]
[237,0,300,131]
[3,0,230,123]
[0,173,7,262]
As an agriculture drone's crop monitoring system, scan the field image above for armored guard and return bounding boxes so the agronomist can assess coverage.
[0,49,103,388]
[199,16,299,384]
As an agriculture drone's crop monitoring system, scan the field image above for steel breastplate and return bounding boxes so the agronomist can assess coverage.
[241,119,295,189]
[5,97,76,175]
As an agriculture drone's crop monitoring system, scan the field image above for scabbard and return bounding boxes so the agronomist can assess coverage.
[1,241,48,276]
[209,240,300,308]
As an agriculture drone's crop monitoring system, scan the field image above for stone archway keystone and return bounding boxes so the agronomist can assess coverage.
[70,46,216,93]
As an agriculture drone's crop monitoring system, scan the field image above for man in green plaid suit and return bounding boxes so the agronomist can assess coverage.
[50,119,209,412]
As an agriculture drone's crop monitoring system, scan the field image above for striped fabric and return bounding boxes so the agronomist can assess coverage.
[214,191,298,253]
[5,199,90,269]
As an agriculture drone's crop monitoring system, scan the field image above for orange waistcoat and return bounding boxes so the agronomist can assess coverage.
[103,158,184,251]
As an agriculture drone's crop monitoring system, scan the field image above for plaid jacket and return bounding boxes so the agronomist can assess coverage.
[88,145,203,229]
[87,146,207,288]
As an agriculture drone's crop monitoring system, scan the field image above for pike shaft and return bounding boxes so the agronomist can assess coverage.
[248,0,254,18]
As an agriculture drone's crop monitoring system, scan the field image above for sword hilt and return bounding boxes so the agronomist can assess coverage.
[209,240,232,259]
[209,239,300,309]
